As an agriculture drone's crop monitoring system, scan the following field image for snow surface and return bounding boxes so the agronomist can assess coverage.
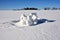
[0,10,60,40]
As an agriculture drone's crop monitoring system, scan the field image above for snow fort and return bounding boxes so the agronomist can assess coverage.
[15,13,38,26]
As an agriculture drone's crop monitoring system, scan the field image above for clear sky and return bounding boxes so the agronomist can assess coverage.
[0,0,60,9]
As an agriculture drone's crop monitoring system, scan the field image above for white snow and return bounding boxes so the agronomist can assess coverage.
[0,10,60,40]
[15,13,38,26]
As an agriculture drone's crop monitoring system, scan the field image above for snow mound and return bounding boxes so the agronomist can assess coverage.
[15,13,38,26]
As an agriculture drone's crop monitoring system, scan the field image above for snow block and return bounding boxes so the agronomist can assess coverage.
[15,13,38,26]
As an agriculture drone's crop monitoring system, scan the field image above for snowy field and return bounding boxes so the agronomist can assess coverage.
[0,10,60,40]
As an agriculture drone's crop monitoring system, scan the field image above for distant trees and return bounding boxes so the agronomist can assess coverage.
[12,7,60,11]
[52,7,57,10]
[44,7,50,10]
[13,9,21,10]
[12,7,38,10]
[23,7,38,10]
[44,7,60,10]
[58,8,60,10]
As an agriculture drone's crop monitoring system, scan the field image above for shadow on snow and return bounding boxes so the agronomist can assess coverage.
[33,19,56,26]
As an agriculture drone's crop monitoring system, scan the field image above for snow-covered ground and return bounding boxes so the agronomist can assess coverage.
[0,10,60,40]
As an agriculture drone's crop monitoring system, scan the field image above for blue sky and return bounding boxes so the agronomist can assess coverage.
[0,0,60,9]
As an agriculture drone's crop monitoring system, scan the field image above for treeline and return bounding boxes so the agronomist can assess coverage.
[22,7,38,10]
[13,7,60,10]
[13,7,38,10]
[44,7,60,10]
